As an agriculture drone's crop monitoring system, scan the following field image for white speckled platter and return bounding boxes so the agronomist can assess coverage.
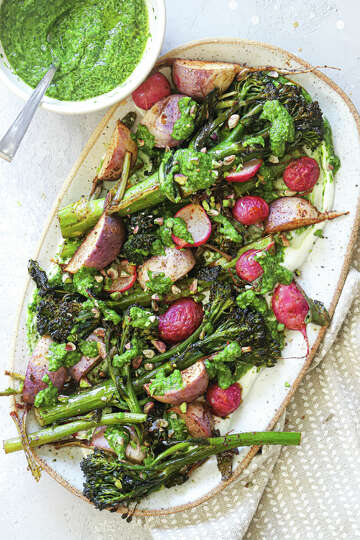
[10,39,360,516]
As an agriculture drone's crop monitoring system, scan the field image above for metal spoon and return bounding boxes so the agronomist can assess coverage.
[0,64,57,162]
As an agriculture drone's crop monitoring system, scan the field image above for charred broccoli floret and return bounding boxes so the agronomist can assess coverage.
[36,294,82,342]
[123,208,161,265]
[122,232,157,266]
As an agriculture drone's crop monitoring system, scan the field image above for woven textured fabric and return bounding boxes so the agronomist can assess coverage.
[134,237,360,540]
[246,245,360,539]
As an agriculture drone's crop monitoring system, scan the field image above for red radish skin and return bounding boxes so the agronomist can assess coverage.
[142,94,187,148]
[144,360,209,405]
[226,159,263,183]
[272,282,310,351]
[22,336,67,404]
[206,383,242,417]
[65,214,125,273]
[104,260,137,293]
[235,249,264,282]
[132,72,171,110]
[158,298,204,344]
[232,196,269,225]
[264,196,347,234]
[172,204,212,248]
[283,156,320,192]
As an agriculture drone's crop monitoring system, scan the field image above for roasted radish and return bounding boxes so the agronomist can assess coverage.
[170,401,213,438]
[206,382,242,417]
[158,298,204,344]
[22,336,67,404]
[172,204,212,248]
[138,247,195,290]
[232,195,269,225]
[283,156,320,192]
[172,58,239,98]
[142,94,192,148]
[65,214,125,273]
[235,249,264,282]
[104,260,137,293]
[226,159,263,183]
[264,196,347,234]
[132,72,171,110]
[97,121,138,182]
[144,360,209,405]
[272,281,310,350]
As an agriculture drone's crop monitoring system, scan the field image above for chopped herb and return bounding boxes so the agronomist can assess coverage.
[134,124,155,154]
[205,342,245,389]
[212,214,242,243]
[145,271,172,294]
[47,342,82,371]
[34,374,59,408]
[113,337,142,368]
[164,411,188,439]
[129,306,158,329]
[148,368,183,396]
[260,100,295,157]
[73,267,103,297]
[104,426,129,459]
[255,249,293,294]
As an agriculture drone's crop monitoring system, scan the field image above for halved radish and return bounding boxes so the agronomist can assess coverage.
[172,204,212,248]
[104,260,137,293]
[226,159,263,183]
[172,59,239,99]
[132,72,171,110]
[65,214,125,273]
[264,197,348,234]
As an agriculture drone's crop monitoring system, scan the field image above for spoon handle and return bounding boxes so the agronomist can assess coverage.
[0,64,57,162]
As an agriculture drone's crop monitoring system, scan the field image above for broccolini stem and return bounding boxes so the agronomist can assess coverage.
[222,235,274,269]
[3,411,146,454]
[153,432,301,475]
[58,172,164,238]
[36,379,119,426]
[107,279,211,312]
[105,151,132,212]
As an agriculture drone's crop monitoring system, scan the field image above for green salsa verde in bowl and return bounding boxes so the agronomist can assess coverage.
[0,0,165,113]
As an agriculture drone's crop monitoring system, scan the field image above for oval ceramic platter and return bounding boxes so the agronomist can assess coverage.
[10,39,360,516]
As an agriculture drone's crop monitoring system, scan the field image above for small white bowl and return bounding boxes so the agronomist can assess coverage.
[0,0,166,115]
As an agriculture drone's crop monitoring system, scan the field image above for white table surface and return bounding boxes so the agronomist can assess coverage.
[0,1,359,538]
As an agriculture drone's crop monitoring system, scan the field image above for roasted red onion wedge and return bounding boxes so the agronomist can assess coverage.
[265,196,348,234]
[172,58,239,98]
[96,120,138,182]
[65,214,125,273]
